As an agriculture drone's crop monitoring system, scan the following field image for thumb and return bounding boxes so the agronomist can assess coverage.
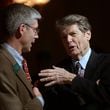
[52,65,61,69]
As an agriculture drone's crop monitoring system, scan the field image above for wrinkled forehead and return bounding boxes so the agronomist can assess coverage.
[59,24,80,34]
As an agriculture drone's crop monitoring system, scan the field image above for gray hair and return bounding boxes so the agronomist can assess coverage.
[56,14,91,33]
[0,3,41,37]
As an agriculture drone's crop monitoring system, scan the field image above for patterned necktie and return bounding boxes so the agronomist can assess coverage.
[22,59,31,81]
[74,61,85,105]
[75,61,84,77]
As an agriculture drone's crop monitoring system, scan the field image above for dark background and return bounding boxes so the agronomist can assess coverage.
[0,0,110,77]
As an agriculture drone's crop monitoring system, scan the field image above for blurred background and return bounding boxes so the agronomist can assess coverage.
[0,0,110,79]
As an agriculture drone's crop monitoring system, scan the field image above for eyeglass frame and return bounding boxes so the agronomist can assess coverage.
[24,23,40,34]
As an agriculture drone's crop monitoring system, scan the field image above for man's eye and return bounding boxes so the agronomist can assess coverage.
[70,32,76,36]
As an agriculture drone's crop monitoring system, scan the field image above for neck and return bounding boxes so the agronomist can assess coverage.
[72,47,90,61]
[7,38,22,55]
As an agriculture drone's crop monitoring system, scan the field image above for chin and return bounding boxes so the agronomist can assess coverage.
[27,48,31,52]
[23,48,31,53]
[69,52,78,57]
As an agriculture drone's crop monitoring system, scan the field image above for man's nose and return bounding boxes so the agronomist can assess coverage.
[67,35,72,42]
[34,34,39,39]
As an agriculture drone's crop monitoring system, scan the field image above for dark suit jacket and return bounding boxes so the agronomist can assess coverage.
[0,46,43,110]
[43,51,110,110]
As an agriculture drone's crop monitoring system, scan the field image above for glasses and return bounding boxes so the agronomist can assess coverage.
[24,23,40,34]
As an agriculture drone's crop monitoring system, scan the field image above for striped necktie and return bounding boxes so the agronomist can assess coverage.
[22,59,31,81]
[75,61,84,77]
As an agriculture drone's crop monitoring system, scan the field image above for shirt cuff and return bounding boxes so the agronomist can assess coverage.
[37,96,45,107]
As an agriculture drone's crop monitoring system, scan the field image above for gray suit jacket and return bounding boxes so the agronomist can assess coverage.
[0,45,43,110]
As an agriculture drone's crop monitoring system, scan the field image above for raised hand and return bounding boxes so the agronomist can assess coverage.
[38,65,76,86]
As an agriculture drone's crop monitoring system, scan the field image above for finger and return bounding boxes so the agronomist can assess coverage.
[39,72,54,77]
[40,69,54,73]
[33,87,42,96]
[38,73,48,77]
[52,65,63,70]
[44,81,56,86]
[40,76,55,82]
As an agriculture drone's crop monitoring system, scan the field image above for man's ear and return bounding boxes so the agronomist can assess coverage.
[85,30,91,41]
[15,24,25,39]
[19,24,26,34]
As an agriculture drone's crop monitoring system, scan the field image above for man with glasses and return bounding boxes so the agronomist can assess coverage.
[0,3,43,110]
[24,23,40,34]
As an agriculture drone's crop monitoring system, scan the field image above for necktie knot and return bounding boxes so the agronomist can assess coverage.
[74,61,84,77]
[22,59,31,81]
[74,61,81,72]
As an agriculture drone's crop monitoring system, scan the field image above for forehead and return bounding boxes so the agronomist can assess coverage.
[61,24,80,34]
[30,19,39,27]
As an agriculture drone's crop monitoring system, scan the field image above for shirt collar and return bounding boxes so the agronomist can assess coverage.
[1,43,23,67]
[79,48,91,69]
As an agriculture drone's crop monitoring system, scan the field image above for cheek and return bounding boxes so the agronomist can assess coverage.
[22,36,32,46]
[26,33,33,41]
[80,39,88,50]
[76,38,84,51]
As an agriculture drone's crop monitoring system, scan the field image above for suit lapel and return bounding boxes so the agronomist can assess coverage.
[0,46,34,96]
[84,51,98,78]
[17,69,34,95]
